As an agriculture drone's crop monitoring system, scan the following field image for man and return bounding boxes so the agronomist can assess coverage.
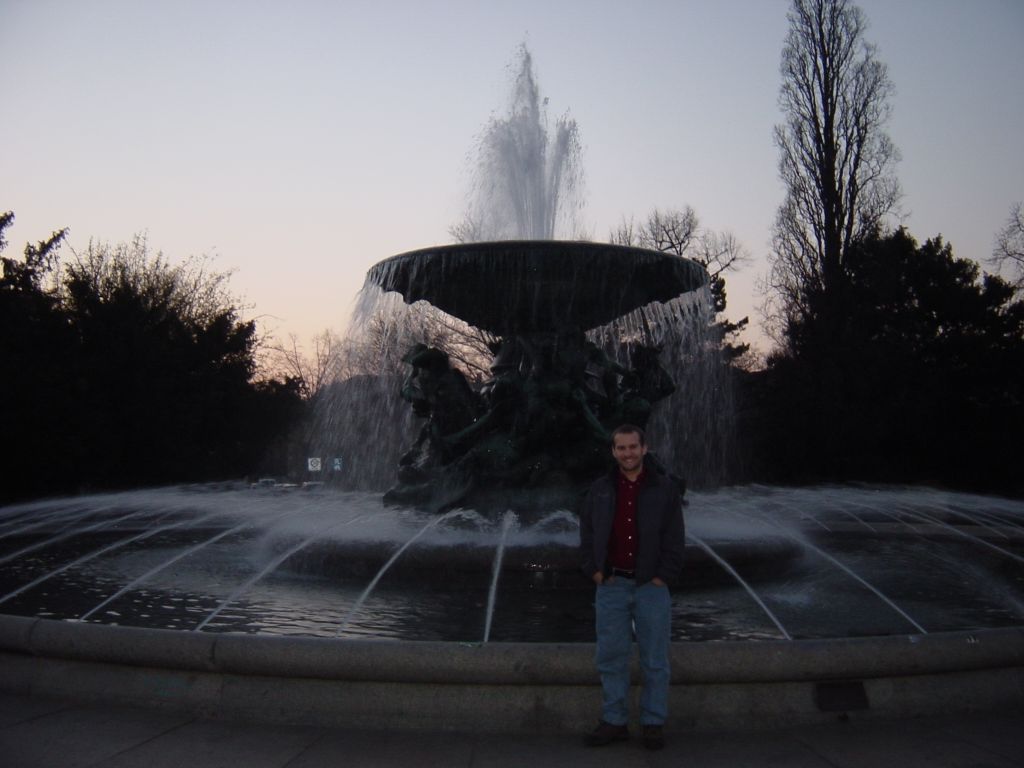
[578,424,686,750]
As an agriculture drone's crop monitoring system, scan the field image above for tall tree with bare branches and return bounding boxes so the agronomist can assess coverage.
[767,0,901,347]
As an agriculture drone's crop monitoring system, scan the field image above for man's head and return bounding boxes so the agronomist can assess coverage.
[611,424,647,477]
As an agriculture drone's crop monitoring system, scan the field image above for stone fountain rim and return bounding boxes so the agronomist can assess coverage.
[5,614,1021,731]
[371,238,707,265]
[2,614,1021,686]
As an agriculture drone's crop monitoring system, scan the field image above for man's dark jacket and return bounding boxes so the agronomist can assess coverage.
[579,462,686,585]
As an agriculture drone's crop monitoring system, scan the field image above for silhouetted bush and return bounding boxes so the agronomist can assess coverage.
[0,216,304,503]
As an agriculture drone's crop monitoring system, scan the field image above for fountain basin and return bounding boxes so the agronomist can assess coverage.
[1,485,1022,642]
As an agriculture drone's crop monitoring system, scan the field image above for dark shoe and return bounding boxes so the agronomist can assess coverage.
[584,720,629,747]
[642,724,665,751]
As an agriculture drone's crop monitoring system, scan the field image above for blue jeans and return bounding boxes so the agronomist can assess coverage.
[594,577,671,726]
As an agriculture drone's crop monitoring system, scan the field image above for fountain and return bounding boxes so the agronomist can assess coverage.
[366,239,708,512]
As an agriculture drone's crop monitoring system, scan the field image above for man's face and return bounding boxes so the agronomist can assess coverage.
[612,432,647,474]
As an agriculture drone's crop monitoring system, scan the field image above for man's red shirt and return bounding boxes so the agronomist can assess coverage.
[606,470,644,571]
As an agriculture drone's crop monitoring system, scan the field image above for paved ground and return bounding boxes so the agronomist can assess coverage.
[1,691,1021,768]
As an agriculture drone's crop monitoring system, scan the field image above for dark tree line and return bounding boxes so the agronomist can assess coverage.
[739,228,1023,493]
[1,213,304,503]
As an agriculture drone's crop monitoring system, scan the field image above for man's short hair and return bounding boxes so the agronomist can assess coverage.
[611,423,646,446]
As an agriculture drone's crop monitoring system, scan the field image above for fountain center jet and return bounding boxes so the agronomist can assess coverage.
[364,239,709,512]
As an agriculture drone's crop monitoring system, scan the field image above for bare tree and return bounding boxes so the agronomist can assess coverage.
[766,0,901,342]
[610,205,754,370]
[991,202,1024,292]
[413,306,496,383]
[344,288,497,386]
[265,329,345,399]
[611,206,747,282]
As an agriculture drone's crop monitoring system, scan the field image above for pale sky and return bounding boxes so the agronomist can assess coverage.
[3,0,1022,358]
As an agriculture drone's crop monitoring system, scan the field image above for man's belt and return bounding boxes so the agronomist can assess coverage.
[610,568,635,579]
